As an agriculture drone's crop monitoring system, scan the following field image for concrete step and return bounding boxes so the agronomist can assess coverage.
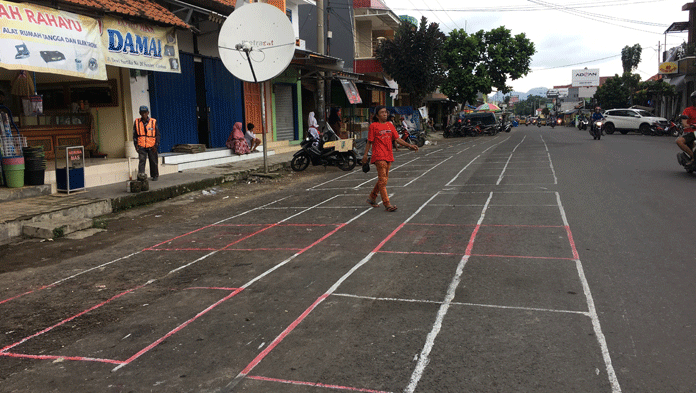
[23,217,94,239]
[175,150,275,171]
[270,145,300,155]
[0,184,51,203]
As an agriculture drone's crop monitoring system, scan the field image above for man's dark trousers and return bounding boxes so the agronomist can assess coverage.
[138,147,159,178]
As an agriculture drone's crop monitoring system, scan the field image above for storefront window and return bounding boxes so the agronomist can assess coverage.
[36,79,118,111]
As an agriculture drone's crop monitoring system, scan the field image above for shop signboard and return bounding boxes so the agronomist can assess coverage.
[101,17,180,74]
[572,68,600,87]
[340,79,362,104]
[658,61,678,75]
[0,0,106,80]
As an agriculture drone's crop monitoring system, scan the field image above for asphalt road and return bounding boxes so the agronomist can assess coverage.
[0,126,694,393]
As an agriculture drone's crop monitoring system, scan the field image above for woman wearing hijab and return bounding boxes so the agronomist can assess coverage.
[361,105,418,212]
[226,122,250,155]
[307,111,321,146]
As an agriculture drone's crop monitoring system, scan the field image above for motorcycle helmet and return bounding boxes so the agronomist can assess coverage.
[362,162,370,173]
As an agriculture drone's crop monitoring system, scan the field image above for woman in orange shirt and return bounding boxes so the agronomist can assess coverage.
[361,106,418,212]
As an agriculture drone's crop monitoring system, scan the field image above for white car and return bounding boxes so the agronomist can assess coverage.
[602,108,668,135]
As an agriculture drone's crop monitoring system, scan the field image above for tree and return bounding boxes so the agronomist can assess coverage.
[375,17,446,106]
[621,44,642,74]
[594,73,641,109]
[512,95,549,116]
[440,26,535,105]
[633,79,677,113]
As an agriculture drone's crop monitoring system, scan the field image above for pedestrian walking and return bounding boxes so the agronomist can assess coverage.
[133,105,160,181]
[361,105,418,212]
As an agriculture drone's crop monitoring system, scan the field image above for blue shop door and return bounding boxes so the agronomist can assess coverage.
[148,52,198,153]
[203,57,245,148]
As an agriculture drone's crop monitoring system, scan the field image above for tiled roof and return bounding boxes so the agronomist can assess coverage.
[57,0,190,28]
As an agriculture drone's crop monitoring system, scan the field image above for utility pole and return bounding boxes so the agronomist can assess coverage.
[317,0,326,127]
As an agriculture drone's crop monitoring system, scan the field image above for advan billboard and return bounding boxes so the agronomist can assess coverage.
[572,68,600,87]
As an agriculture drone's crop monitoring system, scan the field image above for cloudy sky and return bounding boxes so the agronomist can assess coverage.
[381,0,690,94]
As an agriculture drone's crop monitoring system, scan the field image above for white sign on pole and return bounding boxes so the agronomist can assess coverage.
[572,68,600,87]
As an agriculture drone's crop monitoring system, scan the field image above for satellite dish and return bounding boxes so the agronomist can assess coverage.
[218,3,296,83]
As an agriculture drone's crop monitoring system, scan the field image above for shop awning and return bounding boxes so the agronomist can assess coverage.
[357,82,395,92]
[668,74,687,88]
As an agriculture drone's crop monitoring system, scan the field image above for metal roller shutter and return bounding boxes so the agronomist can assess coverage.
[275,84,295,141]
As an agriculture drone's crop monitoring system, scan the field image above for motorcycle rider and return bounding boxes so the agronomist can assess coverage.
[677,91,696,167]
[591,107,604,136]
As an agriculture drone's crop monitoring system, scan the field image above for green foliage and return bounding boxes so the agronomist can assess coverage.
[440,26,535,105]
[594,73,641,109]
[541,107,550,117]
[621,44,642,74]
[512,95,549,116]
[633,80,677,107]
[375,17,446,106]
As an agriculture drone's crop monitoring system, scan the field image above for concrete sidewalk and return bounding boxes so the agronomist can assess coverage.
[0,149,296,245]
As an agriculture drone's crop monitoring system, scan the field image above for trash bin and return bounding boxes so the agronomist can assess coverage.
[2,156,25,188]
[24,146,46,186]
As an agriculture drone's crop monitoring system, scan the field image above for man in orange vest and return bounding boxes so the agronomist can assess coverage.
[133,105,160,180]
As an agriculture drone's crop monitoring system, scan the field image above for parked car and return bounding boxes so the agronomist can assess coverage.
[460,112,497,126]
[602,108,669,135]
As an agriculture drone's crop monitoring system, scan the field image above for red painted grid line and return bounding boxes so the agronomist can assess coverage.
[143,197,289,251]
[0,199,288,305]
[1,284,146,354]
[247,375,392,393]
[0,285,52,306]
[0,352,124,365]
[153,222,343,252]
[215,223,338,227]
[113,217,360,371]
[376,250,575,261]
[226,193,441,390]
[184,287,240,291]
[150,247,304,252]
[407,223,565,228]
[113,287,245,370]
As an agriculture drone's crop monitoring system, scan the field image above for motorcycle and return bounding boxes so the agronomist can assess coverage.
[577,117,589,130]
[444,120,463,138]
[590,119,603,140]
[666,119,683,137]
[398,126,426,147]
[549,118,556,128]
[291,127,357,172]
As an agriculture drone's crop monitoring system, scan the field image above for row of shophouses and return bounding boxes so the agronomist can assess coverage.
[1,0,437,172]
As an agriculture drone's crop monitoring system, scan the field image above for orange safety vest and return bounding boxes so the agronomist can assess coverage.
[135,118,157,148]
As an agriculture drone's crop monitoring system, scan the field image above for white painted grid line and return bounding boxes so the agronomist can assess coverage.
[404,192,493,393]
[540,135,558,185]
[332,293,590,316]
[168,195,342,275]
[555,192,621,392]
[496,135,526,185]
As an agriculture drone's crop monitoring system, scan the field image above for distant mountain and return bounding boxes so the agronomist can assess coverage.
[488,87,549,102]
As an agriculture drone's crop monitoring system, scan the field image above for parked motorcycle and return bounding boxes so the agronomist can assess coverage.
[590,120,603,140]
[291,128,357,172]
[444,120,463,138]
[398,126,426,147]
[666,119,683,137]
